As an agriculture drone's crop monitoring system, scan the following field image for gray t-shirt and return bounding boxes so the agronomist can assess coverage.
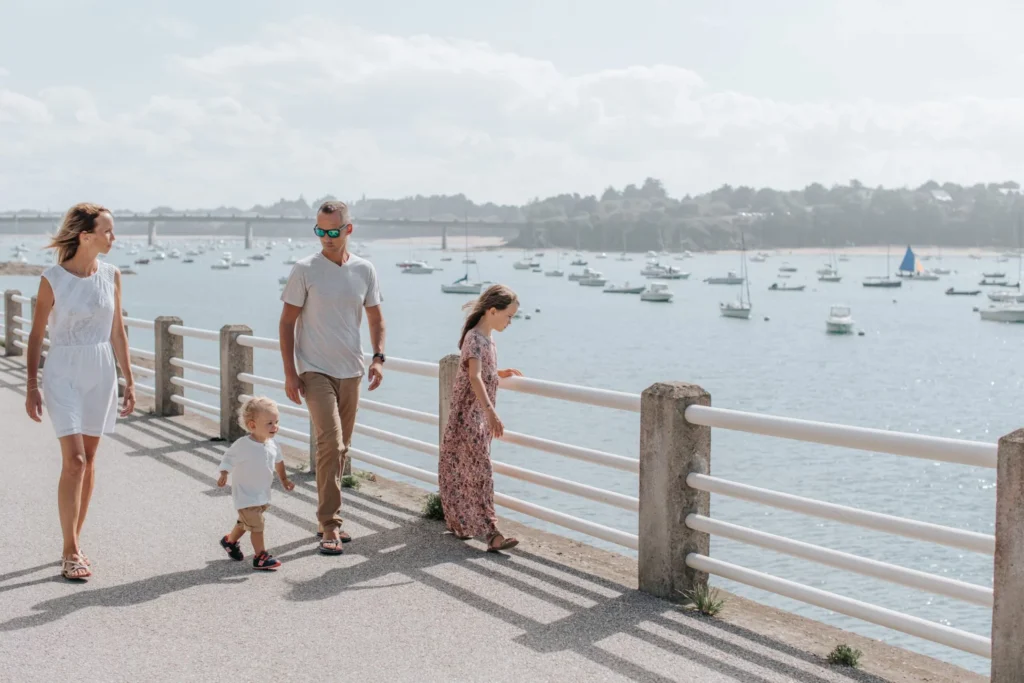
[280,252,383,380]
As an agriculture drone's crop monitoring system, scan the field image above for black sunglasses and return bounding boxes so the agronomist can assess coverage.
[314,226,344,239]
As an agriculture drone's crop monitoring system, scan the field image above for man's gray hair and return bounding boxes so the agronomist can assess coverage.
[318,200,351,224]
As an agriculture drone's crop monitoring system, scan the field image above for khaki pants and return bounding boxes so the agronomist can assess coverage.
[303,372,360,534]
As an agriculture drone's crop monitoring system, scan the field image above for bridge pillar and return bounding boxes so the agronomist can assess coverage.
[220,324,253,442]
[638,382,711,602]
[3,290,22,357]
[441,225,448,251]
[992,428,1024,682]
[244,222,254,250]
[147,220,156,247]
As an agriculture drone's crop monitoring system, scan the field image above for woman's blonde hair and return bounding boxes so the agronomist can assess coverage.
[47,202,111,263]
[238,396,278,432]
[459,284,518,349]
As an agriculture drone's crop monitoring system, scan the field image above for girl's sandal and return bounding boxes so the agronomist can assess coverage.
[486,532,519,553]
[61,556,91,582]
[79,552,90,567]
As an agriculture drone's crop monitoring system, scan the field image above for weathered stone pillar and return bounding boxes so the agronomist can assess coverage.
[154,316,183,416]
[219,325,252,442]
[438,354,460,446]
[638,382,711,601]
[992,428,1024,682]
[3,290,22,357]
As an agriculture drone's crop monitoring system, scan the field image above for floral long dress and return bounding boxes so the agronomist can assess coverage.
[438,329,500,538]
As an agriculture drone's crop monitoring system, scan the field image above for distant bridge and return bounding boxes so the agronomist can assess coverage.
[0,213,528,249]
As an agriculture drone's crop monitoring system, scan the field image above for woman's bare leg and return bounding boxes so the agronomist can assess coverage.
[77,436,101,538]
[57,434,87,558]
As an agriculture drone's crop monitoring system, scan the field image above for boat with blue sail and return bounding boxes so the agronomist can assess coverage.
[895,246,940,280]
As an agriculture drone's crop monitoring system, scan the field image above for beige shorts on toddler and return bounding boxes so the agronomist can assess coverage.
[236,504,270,533]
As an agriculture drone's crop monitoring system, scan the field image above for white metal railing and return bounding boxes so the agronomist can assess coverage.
[129,347,155,361]
[124,317,154,330]
[681,405,1000,659]
[7,306,1013,670]
[11,294,31,305]
[686,555,990,658]
[685,405,997,469]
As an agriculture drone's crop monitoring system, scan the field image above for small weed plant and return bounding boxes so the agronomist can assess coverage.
[341,475,360,490]
[422,493,445,521]
[679,584,726,617]
[827,644,862,668]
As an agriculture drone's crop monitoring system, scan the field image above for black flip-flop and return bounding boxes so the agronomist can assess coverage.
[318,538,344,555]
[316,531,351,543]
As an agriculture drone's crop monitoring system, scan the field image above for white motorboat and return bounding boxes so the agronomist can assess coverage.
[989,290,1024,303]
[768,283,806,292]
[402,264,438,274]
[153,252,166,261]
[544,269,564,277]
[168,249,181,259]
[720,235,753,319]
[979,304,1024,323]
[232,259,251,267]
[932,267,952,275]
[640,283,673,302]
[819,274,842,283]
[211,259,231,270]
[704,271,744,285]
[570,258,588,266]
[579,272,608,287]
[750,255,766,263]
[603,282,645,294]
[595,253,608,259]
[640,262,667,277]
[778,263,797,273]
[568,267,601,282]
[512,260,534,270]
[826,305,855,334]
[283,257,298,265]
[616,253,633,262]
[655,267,690,280]
[251,253,266,261]
[120,267,137,275]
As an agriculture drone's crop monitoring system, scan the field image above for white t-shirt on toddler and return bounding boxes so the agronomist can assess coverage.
[218,436,284,510]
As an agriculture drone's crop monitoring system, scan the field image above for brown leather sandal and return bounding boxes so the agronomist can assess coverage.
[486,532,519,553]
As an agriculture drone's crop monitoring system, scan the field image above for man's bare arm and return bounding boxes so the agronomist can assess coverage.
[365,305,386,356]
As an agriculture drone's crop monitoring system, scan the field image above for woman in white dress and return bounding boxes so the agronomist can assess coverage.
[24,203,135,582]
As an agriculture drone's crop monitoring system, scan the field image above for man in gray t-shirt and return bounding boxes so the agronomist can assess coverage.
[279,200,386,555]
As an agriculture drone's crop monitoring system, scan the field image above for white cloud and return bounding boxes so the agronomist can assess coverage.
[4,17,1024,210]
[0,67,10,78]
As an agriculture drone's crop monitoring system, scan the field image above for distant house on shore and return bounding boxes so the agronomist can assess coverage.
[930,189,953,203]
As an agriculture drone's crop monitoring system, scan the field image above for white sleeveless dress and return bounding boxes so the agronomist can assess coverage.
[41,261,119,438]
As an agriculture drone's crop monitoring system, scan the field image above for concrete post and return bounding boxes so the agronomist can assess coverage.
[154,316,183,416]
[638,382,712,602]
[438,354,460,445]
[147,220,156,246]
[3,290,22,357]
[219,324,252,441]
[991,428,1024,682]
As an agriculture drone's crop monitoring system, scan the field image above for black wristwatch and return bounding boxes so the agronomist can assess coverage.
[372,353,386,364]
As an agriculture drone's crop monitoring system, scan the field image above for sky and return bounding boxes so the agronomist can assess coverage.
[2,0,1024,210]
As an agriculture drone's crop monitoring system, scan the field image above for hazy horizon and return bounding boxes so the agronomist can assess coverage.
[3,1,1024,210]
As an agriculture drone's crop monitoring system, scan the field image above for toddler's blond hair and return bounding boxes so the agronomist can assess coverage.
[238,396,278,432]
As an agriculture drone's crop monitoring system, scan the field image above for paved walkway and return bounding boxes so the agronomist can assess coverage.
[0,355,917,682]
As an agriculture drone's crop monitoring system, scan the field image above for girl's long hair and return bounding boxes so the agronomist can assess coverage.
[47,203,110,263]
[459,284,518,349]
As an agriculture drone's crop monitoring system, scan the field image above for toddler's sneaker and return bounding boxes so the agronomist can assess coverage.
[220,536,244,561]
[253,551,282,571]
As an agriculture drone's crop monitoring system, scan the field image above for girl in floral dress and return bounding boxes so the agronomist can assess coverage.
[439,285,523,552]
